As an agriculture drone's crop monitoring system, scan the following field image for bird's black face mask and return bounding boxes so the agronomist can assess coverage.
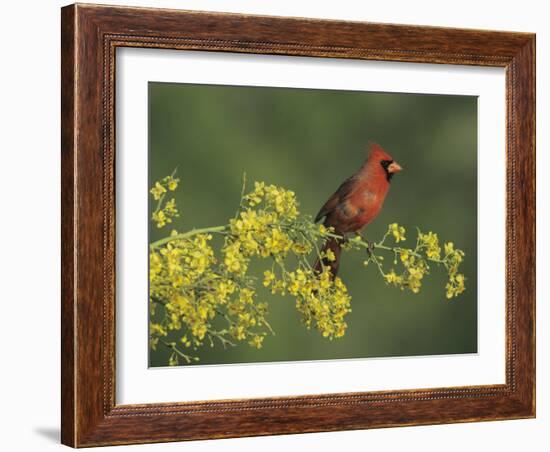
[380,159,394,182]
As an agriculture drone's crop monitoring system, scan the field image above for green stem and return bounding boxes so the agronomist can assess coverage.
[310,233,325,263]
[235,172,248,219]
[374,243,446,265]
[370,254,387,279]
[153,192,166,215]
[322,231,446,265]
[161,340,193,364]
[149,225,228,249]
[260,317,275,336]
[207,329,236,348]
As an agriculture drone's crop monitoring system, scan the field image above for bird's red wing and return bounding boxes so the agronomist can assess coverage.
[314,176,358,223]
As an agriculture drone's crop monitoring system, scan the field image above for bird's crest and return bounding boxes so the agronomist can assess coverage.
[367,142,394,162]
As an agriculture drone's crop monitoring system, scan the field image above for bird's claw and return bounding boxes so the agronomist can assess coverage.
[365,240,375,256]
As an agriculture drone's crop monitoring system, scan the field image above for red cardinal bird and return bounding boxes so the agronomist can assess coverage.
[314,143,402,277]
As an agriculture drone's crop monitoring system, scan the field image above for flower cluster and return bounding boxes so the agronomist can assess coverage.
[222,182,304,274]
[149,177,273,365]
[418,230,441,260]
[443,242,466,298]
[389,222,406,242]
[264,267,351,339]
[361,223,466,298]
[244,181,299,219]
[222,181,350,337]
[383,249,428,294]
[226,209,292,265]
[151,173,180,228]
[149,230,271,364]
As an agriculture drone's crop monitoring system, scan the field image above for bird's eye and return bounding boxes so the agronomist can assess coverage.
[380,160,393,170]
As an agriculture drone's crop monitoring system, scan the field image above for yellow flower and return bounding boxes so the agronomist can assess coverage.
[419,231,441,260]
[263,270,276,287]
[150,182,167,200]
[292,242,311,255]
[223,241,248,274]
[385,270,400,284]
[245,181,265,206]
[149,251,162,278]
[191,323,207,340]
[231,325,246,341]
[149,322,167,350]
[164,198,178,215]
[216,280,235,301]
[165,176,179,191]
[152,210,167,228]
[264,228,291,256]
[389,223,406,243]
[239,288,255,304]
[249,335,264,349]
[324,249,336,262]
[446,273,466,298]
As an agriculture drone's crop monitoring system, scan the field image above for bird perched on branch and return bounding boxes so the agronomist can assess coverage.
[314,143,402,277]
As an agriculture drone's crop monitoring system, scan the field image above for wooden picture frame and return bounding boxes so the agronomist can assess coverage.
[61,3,535,447]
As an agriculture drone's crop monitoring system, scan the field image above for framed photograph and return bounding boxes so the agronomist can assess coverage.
[61,3,535,447]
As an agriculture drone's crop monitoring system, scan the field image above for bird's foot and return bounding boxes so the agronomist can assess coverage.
[365,239,375,256]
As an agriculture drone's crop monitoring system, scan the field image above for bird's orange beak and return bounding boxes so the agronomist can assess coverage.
[388,162,403,173]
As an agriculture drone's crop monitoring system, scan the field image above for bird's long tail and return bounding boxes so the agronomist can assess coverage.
[313,236,343,278]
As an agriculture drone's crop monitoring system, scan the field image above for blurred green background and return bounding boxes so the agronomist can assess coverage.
[148,82,478,367]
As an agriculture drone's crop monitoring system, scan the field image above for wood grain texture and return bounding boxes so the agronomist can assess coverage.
[60,5,76,447]
[61,3,536,447]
